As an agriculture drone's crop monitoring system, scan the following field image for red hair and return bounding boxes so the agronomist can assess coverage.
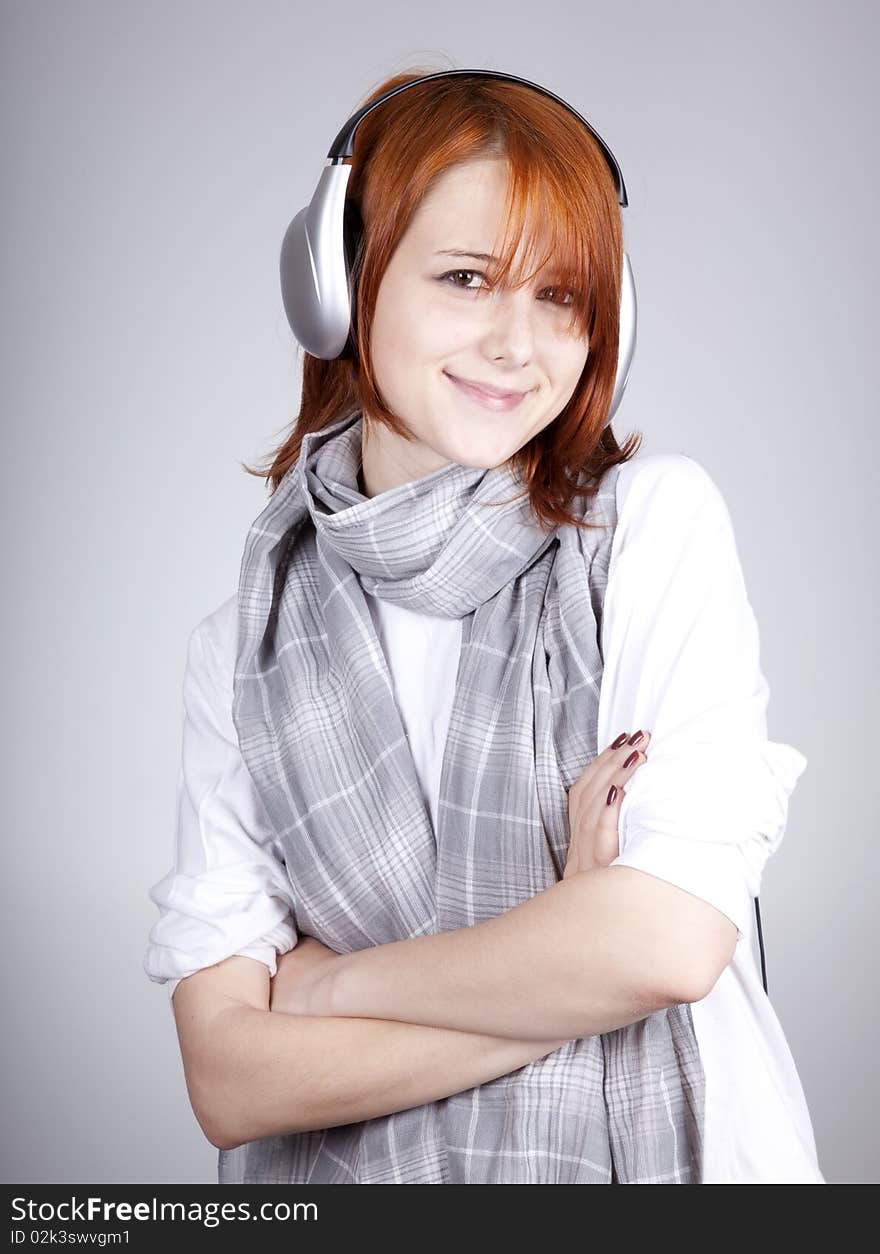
[243,65,643,533]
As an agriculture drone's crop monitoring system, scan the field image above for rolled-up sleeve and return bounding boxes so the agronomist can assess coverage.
[143,603,299,1001]
[599,455,808,941]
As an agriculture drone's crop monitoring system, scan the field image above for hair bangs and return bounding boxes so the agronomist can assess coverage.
[481,146,594,342]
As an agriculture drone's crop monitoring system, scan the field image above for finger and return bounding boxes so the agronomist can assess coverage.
[601,730,651,766]
[574,730,638,782]
[595,783,625,864]
[607,731,651,782]
[569,731,652,804]
[604,781,626,808]
[588,743,648,803]
[616,746,647,778]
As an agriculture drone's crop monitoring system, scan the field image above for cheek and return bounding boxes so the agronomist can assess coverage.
[548,344,589,397]
[372,292,451,363]
[369,323,437,412]
[369,313,418,399]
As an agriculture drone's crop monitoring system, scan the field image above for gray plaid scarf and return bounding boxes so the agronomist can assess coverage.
[223,409,705,1184]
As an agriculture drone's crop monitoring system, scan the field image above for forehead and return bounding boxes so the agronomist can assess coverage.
[407,160,557,274]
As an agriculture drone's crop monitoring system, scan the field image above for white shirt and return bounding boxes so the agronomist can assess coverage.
[144,452,825,1184]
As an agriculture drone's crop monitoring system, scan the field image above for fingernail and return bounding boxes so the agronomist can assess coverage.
[611,732,629,749]
[623,751,639,768]
[606,785,618,805]
[628,730,644,746]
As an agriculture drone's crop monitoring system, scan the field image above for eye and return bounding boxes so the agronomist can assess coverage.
[539,286,575,306]
[438,269,487,291]
[438,271,576,306]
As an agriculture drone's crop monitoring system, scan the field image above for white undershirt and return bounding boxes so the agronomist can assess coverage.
[144,452,825,1183]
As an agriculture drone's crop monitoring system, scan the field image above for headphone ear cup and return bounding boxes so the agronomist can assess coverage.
[605,250,636,427]
[340,197,365,362]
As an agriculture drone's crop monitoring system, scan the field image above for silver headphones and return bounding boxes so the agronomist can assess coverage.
[279,69,637,428]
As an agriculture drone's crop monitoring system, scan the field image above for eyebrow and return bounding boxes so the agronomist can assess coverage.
[435,249,499,263]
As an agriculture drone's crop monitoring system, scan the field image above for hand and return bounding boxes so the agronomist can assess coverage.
[269,934,343,1016]
[562,730,651,879]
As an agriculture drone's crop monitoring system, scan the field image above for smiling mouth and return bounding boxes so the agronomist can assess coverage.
[444,372,531,411]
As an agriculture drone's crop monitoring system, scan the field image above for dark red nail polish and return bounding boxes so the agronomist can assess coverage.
[628,730,644,746]
[611,732,629,749]
[623,750,639,768]
[606,785,617,805]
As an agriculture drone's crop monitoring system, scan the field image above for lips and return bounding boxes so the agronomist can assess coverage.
[445,372,527,401]
[444,372,532,412]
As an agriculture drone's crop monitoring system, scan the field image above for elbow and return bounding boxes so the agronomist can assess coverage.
[632,943,735,1013]
[671,922,740,1006]
[653,959,729,1011]
[185,1050,285,1151]
[694,912,740,1000]
[616,870,741,1007]
[184,1069,243,1152]
[206,1121,246,1153]
[201,1113,238,1153]
[691,953,738,1004]
[642,969,708,1013]
[189,1067,277,1151]
[179,1020,260,1152]
[175,1013,246,1151]
[190,1070,248,1151]
[187,1057,311,1150]
[663,972,711,1008]
[172,970,279,1151]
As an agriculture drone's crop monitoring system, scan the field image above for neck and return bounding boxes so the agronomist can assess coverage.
[360,416,452,498]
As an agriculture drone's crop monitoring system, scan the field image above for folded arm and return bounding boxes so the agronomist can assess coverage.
[173,955,570,1151]
[319,864,723,1040]
[175,865,722,1150]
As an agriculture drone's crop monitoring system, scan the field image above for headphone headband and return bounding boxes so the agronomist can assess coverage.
[326,69,628,208]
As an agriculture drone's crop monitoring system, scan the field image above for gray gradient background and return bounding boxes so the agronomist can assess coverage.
[2,0,876,1185]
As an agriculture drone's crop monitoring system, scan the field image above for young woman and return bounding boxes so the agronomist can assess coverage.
[144,68,824,1184]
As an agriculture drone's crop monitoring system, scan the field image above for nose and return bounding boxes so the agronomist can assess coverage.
[479,286,535,366]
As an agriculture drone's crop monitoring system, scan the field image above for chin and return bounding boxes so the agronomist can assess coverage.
[419,410,531,471]
[455,428,531,470]
[451,447,520,472]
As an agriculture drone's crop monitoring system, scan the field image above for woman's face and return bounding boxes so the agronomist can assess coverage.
[361,156,590,497]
